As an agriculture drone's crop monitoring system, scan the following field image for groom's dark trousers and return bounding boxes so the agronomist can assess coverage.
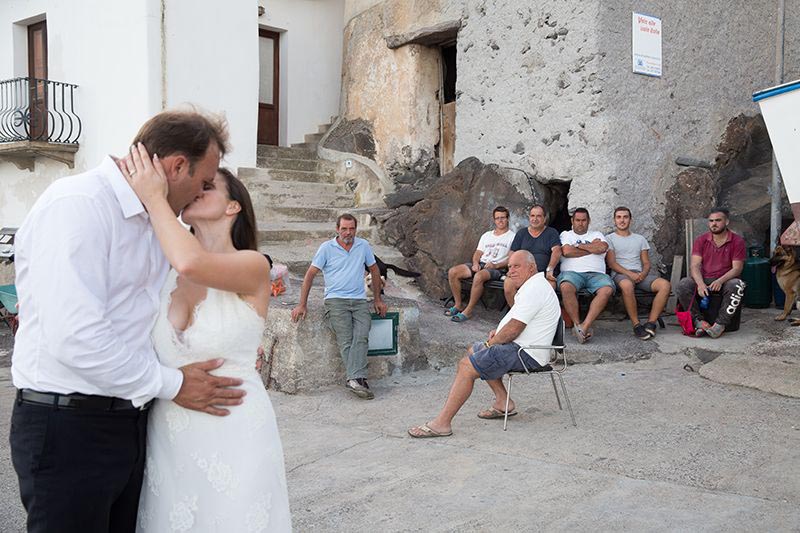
[10,390,149,533]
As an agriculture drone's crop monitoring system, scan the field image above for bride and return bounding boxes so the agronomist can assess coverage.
[122,143,291,532]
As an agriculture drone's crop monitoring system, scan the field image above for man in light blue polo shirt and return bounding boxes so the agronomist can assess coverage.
[291,213,387,399]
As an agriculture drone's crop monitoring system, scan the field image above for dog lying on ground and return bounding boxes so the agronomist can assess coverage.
[365,256,421,297]
[769,245,800,325]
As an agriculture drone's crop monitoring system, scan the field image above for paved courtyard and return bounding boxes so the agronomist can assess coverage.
[2,316,799,532]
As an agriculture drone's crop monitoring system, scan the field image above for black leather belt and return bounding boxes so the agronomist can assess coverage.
[16,389,152,411]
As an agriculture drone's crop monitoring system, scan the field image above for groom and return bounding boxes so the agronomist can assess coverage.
[10,110,246,533]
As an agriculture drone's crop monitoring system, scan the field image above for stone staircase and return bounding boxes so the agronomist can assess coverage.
[238,120,405,278]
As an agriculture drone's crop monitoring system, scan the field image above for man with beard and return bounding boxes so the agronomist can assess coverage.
[292,213,387,399]
[676,207,746,338]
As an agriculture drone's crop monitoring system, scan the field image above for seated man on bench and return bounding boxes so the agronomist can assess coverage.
[676,207,745,338]
[558,207,615,344]
[606,206,671,340]
[445,206,514,323]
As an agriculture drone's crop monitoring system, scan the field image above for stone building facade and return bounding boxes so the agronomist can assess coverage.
[328,0,798,267]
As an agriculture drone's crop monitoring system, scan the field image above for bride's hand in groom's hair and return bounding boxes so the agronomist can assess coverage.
[174,358,247,416]
[122,142,169,207]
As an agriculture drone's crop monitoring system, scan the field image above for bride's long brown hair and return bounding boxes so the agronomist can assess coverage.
[217,167,258,251]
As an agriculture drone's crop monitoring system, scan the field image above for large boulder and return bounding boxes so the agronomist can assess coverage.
[378,157,560,298]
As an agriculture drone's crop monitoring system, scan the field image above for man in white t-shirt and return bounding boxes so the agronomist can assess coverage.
[445,206,515,322]
[558,207,615,344]
[409,250,560,438]
[606,206,671,340]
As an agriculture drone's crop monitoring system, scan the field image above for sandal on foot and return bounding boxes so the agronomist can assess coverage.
[451,312,470,323]
[444,306,461,317]
[408,424,453,438]
[573,325,587,344]
[478,407,517,419]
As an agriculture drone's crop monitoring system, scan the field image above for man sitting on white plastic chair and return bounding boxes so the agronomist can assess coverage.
[408,250,561,438]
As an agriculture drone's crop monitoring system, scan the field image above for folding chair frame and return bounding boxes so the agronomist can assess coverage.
[504,318,576,430]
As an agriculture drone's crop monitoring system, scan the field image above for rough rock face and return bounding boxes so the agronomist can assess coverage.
[379,158,563,298]
[652,114,778,265]
[323,118,377,161]
[715,114,777,247]
[652,167,717,265]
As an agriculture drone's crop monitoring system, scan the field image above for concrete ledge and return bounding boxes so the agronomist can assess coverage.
[699,353,800,398]
[260,292,423,393]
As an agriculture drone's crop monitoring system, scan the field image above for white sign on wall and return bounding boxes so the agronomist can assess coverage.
[632,12,662,77]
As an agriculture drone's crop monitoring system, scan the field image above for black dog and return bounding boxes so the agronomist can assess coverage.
[365,255,421,295]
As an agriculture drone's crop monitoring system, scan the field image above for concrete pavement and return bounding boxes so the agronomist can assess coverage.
[2,321,799,531]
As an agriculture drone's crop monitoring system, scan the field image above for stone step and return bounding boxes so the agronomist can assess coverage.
[263,205,343,223]
[239,171,346,194]
[317,123,333,134]
[256,157,320,172]
[304,132,325,144]
[256,145,316,160]
[241,167,335,184]
[290,142,318,151]
[257,222,342,243]
[250,189,355,209]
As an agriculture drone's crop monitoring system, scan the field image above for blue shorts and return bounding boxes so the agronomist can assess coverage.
[469,342,541,380]
[463,262,505,281]
[557,271,615,294]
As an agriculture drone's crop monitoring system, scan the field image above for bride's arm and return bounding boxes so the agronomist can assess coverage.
[123,143,269,295]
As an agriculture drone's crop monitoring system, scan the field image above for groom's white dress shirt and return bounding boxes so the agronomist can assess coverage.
[12,156,183,407]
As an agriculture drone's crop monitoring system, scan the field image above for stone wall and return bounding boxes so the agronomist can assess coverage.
[335,0,790,263]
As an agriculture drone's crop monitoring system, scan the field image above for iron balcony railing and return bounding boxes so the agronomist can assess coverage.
[0,77,81,144]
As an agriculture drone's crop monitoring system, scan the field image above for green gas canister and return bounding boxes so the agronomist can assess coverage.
[742,246,771,308]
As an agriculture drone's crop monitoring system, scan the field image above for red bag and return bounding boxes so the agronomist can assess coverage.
[675,288,697,336]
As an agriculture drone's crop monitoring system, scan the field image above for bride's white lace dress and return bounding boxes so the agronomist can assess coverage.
[138,270,292,532]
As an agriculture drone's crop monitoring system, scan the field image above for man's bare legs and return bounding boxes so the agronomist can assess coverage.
[447,264,472,310]
[648,278,671,324]
[409,352,482,436]
[581,286,613,333]
[559,282,581,327]
[461,269,492,318]
[484,377,515,414]
[617,279,639,326]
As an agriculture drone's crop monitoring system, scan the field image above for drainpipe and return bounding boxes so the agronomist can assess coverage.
[770,0,785,247]
[160,0,167,110]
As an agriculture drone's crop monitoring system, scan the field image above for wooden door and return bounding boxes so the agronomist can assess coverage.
[28,21,48,140]
[257,30,279,145]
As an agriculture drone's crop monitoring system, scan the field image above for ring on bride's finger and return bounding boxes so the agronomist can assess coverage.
[129,171,137,177]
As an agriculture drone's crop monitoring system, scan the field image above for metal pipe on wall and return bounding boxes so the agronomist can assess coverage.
[771,0,786,248]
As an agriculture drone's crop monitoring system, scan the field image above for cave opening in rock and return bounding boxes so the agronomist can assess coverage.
[542,180,571,233]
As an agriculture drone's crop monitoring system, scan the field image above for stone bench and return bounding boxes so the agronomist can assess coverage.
[259,292,424,393]
[452,278,668,328]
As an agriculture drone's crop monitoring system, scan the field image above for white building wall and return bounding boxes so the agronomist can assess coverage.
[260,0,345,146]
[0,0,261,229]
[0,0,158,228]
[164,0,258,169]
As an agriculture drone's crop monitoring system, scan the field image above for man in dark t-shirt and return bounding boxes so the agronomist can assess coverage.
[505,204,561,306]
[675,207,746,338]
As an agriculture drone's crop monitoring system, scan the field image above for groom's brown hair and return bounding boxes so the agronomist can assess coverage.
[132,109,230,173]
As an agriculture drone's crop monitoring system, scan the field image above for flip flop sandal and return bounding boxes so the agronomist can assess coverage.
[478,407,518,419]
[444,306,461,317]
[408,424,453,438]
[451,312,470,323]
[573,325,587,344]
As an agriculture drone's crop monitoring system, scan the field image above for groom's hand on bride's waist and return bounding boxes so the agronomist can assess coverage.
[174,358,247,416]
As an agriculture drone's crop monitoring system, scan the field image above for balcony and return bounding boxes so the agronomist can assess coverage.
[0,77,81,170]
